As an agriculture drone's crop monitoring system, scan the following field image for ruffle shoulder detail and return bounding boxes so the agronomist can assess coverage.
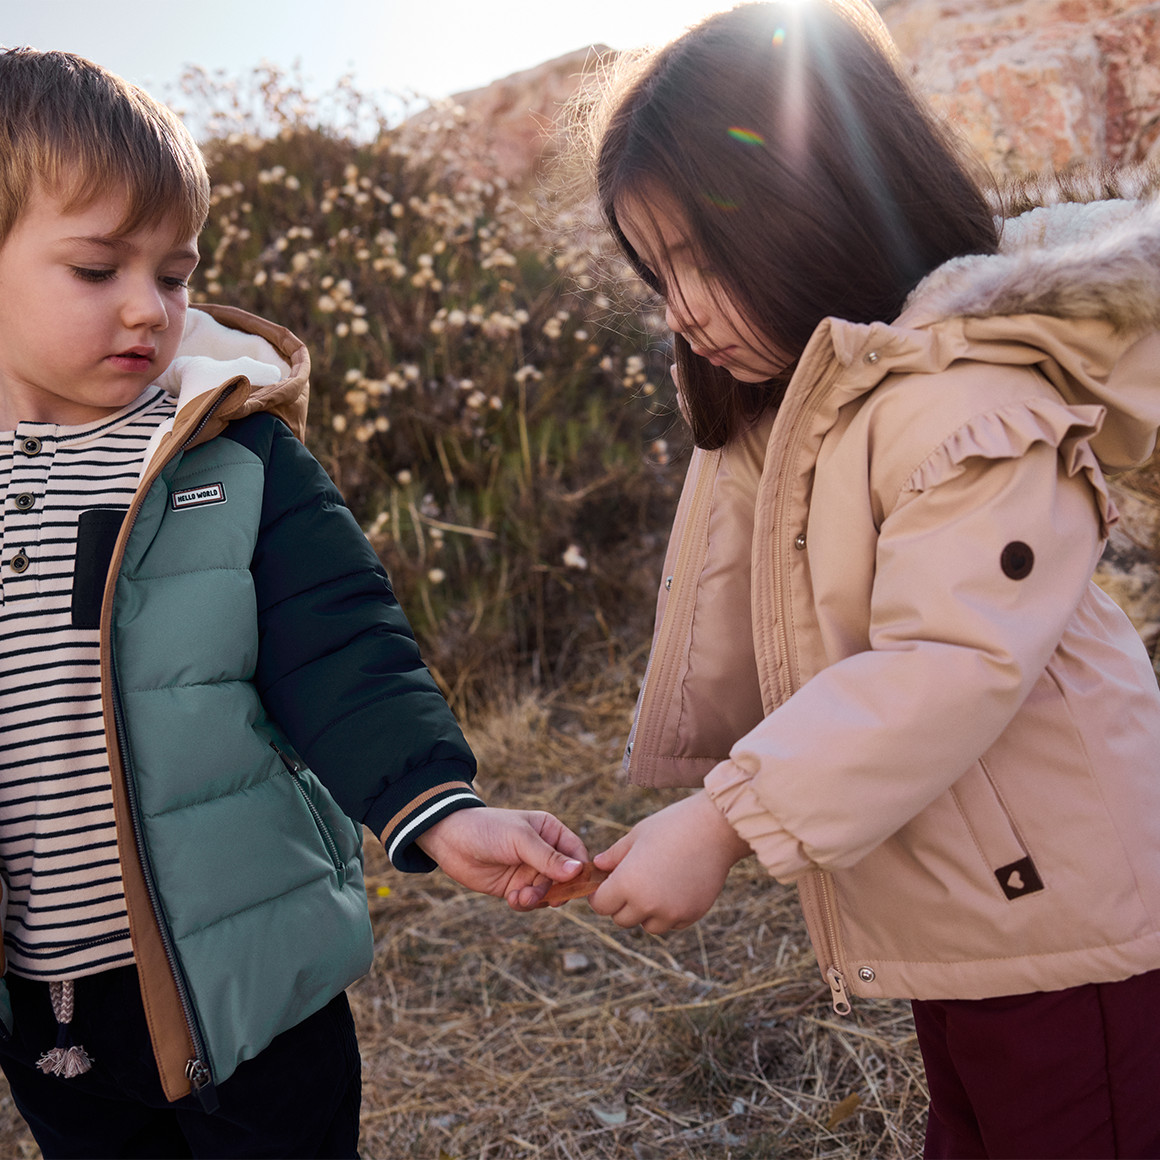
[906,399,1116,536]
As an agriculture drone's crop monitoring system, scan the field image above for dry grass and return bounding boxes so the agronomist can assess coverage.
[0,676,928,1159]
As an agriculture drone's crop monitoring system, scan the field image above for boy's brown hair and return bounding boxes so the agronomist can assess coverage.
[0,47,210,246]
[594,0,999,449]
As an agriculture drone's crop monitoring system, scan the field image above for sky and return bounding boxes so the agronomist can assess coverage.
[3,1,725,115]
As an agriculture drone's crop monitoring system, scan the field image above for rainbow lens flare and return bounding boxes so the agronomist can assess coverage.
[727,126,765,146]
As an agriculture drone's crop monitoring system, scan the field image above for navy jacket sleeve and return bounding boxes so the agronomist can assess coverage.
[223,413,483,871]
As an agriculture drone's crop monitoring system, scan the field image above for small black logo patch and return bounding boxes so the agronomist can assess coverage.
[995,856,1044,900]
[1000,541,1034,580]
[171,482,227,511]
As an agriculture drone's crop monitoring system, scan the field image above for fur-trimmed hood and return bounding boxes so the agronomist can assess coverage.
[907,169,1160,335]
[843,169,1160,474]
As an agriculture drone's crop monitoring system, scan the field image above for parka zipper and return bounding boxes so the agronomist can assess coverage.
[102,384,240,1113]
[820,873,852,1015]
[110,654,219,1113]
[766,360,855,1015]
[179,381,239,452]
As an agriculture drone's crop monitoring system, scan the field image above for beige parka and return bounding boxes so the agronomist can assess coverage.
[623,183,1160,1011]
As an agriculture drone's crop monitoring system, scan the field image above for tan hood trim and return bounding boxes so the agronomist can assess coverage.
[183,303,311,447]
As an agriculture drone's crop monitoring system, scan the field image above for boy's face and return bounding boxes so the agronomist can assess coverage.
[0,187,200,429]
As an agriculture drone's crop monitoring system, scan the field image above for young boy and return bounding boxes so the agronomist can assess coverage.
[0,47,586,1158]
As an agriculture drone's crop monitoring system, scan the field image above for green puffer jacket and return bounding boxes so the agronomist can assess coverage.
[2,304,481,1108]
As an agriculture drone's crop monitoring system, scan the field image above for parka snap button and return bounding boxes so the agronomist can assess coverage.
[625,742,633,759]
[858,967,876,982]
[19,437,42,457]
[1000,541,1034,580]
[9,551,30,574]
[865,351,880,364]
[794,533,807,550]
[13,492,35,512]
[664,575,673,591]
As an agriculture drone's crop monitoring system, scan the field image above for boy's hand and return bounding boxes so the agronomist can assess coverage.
[416,807,589,911]
[587,793,751,934]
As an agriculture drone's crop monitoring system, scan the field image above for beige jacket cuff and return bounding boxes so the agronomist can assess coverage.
[704,760,813,884]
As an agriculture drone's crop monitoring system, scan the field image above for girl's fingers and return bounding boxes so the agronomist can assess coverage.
[593,836,631,871]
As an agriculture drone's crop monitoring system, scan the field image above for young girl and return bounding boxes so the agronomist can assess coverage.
[581,2,1160,1156]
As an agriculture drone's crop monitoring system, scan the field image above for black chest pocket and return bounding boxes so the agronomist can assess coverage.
[71,509,126,629]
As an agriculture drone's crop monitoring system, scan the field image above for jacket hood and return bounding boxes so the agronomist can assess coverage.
[907,172,1160,335]
[143,304,310,470]
[833,173,1160,473]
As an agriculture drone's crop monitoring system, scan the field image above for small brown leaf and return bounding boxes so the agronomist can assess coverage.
[825,1092,862,1130]
[540,861,609,905]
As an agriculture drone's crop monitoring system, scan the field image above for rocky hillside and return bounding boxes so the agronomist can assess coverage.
[445,0,1160,182]
[885,0,1160,173]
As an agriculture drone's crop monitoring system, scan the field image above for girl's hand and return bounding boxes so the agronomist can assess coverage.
[416,807,589,911]
[588,793,751,934]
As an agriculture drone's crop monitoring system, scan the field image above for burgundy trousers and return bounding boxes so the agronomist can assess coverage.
[912,967,1160,1159]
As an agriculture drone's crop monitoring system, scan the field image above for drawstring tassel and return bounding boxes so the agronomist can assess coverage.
[36,980,92,1078]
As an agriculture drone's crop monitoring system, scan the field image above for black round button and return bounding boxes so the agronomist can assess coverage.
[1000,541,1034,580]
[9,551,30,574]
[19,437,42,457]
[13,492,35,512]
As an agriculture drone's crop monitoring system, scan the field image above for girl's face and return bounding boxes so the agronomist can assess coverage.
[617,193,788,383]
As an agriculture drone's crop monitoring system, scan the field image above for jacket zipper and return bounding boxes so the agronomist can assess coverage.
[768,362,854,1014]
[177,383,238,452]
[820,875,852,1015]
[110,653,219,1113]
[270,743,346,878]
[103,384,240,1113]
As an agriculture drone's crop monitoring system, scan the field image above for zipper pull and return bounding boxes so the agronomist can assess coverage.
[826,966,852,1016]
[186,1058,219,1114]
[270,740,305,774]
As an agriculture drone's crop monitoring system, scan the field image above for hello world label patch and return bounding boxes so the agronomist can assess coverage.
[171,482,227,511]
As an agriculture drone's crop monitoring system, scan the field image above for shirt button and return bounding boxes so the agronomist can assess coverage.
[9,551,31,574]
[13,492,35,512]
[19,437,42,457]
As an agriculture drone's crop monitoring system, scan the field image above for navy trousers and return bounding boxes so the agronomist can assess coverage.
[913,967,1160,1159]
[0,965,361,1159]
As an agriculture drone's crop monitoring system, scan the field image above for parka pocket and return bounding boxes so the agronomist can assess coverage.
[950,760,1044,902]
[270,742,346,879]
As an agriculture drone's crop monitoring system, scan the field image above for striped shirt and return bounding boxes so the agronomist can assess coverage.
[0,386,175,980]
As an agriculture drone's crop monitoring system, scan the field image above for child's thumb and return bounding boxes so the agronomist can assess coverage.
[545,853,585,882]
[529,842,585,883]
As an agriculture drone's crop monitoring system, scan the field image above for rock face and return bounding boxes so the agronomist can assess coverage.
[423,48,610,191]
[881,0,1160,174]
[448,2,1160,185]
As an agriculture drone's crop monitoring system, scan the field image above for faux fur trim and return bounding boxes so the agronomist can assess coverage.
[994,164,1160,217]
[906,167,1160,333]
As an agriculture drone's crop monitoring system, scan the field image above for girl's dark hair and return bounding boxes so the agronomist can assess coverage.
[596,0,999,448]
